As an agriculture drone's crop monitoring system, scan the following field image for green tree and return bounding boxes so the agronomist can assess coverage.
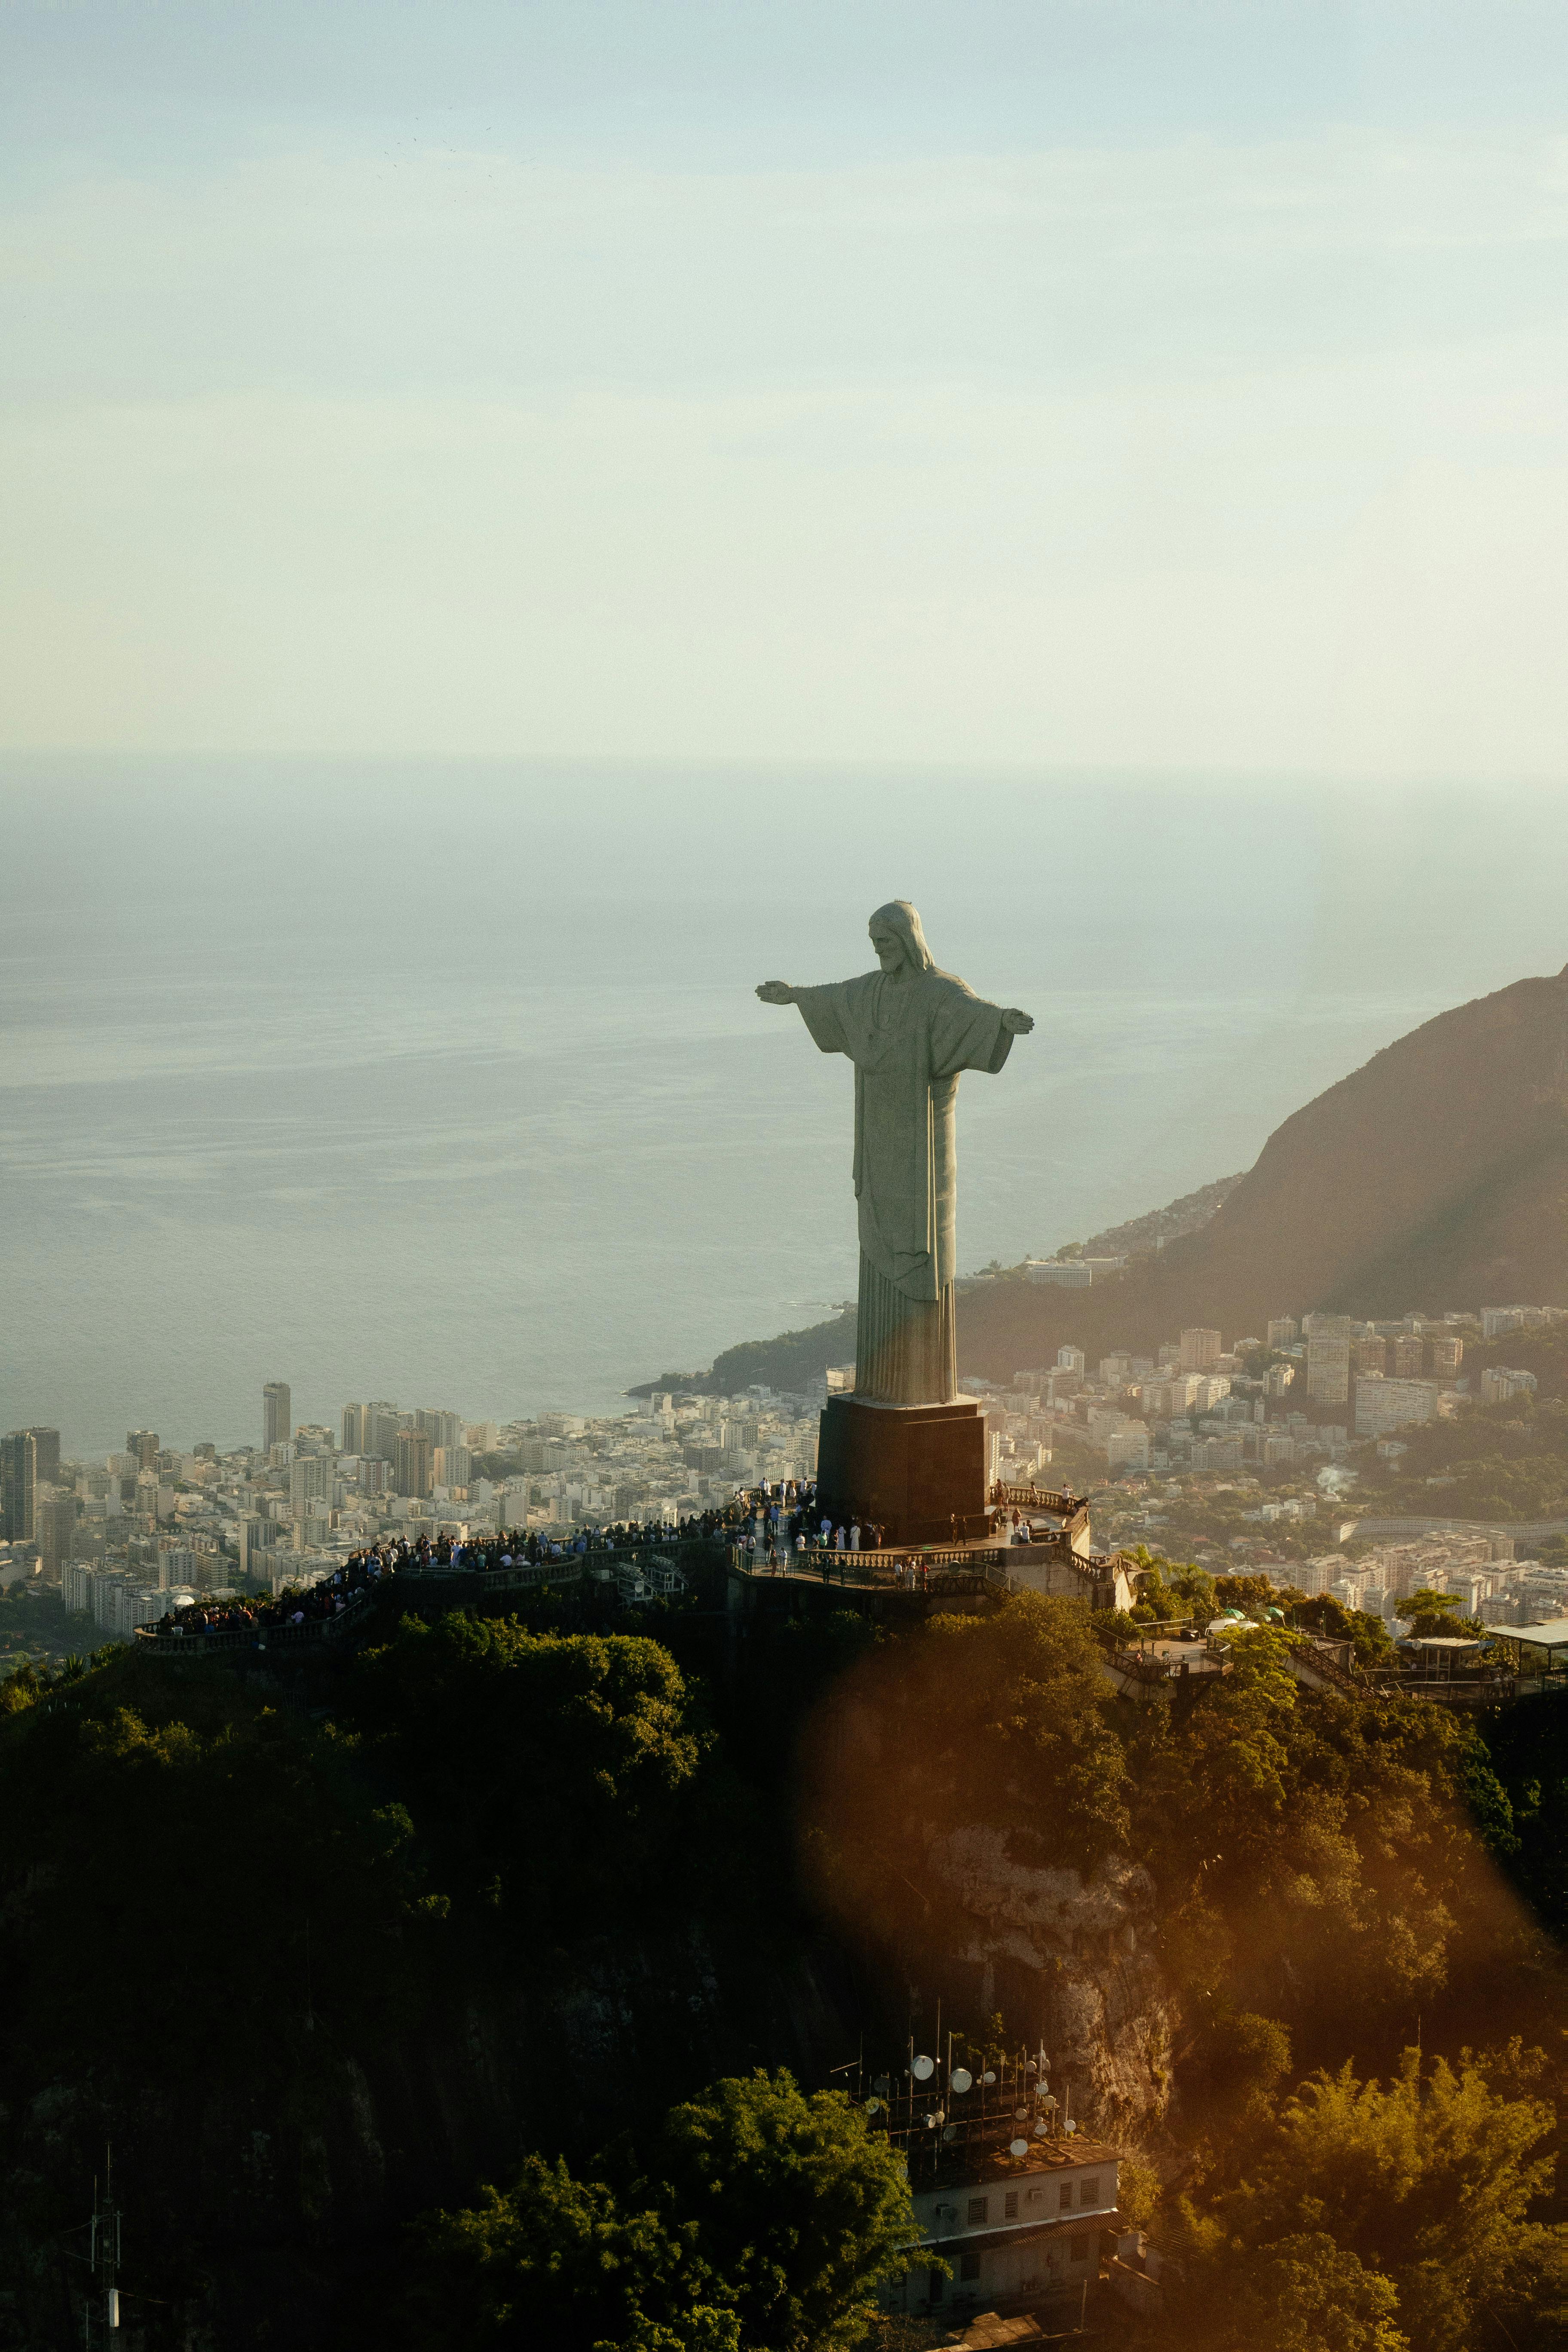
[1167,2229,1408,2352]
[1403,1589,1484,1640]
[1204,2045,1558,2352]
[905,1592,1130,1864]
[345,1614,707,1933]
[659,2069,920,2351]
[406,2071,918,2352]
[409,2153,737,2352]
[0,1659,439,2058]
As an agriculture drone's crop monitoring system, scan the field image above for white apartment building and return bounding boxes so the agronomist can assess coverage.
[1354,1376,1440,1437]
[1480,1367,1537,1405]
[1106,1426,1151,1474]
[1025,1261,1093,1288]
[884,2146,1121,2324]
[1481,1306,1553,1339]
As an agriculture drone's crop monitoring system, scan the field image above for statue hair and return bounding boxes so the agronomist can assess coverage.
[870,900,938,975]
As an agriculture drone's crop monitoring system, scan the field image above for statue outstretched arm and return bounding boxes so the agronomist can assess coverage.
[1001,1008,1034,1035]
[756,981,796,1005]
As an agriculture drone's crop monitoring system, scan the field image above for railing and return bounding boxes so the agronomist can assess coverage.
[732,1544,1008,1589]
[730,1541,1126,1596]
[991,1483,1087,1518]
[135,1587,377,1654]
[1108,1643,1230,1686]
[397,1541,714,1596]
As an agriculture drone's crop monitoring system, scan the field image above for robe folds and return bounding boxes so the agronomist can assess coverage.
[793,967,1014,1405]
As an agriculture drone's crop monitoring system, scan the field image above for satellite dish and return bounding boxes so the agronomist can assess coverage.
[1014,2108,1029,2120]
[981,2070,997,2085]
[912,2054,935,2081]
[949,2066,973,2095]
[865,2097,880,2113]
[1033,2122,1049,2138]
[942,2124,957,2142]
[1065,2119,1077,2135]
[1009,2137,1029,2156]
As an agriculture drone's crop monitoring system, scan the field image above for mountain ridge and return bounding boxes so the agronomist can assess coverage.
[647,967,1568,1395]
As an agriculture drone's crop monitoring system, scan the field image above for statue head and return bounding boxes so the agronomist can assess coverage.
[869,900,935,976]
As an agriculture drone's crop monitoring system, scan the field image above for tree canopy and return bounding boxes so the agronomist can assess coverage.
[343,1612,708,1935]
[405,2070,918,2352]
[1158,2044,1564,2352]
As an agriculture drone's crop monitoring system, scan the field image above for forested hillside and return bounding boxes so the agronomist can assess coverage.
[0,1569,1561,2349]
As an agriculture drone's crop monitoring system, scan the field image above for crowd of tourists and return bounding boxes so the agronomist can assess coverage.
[396,1491,802,1577]
[729,1476,1067,1581]
[148,1543,400,1638]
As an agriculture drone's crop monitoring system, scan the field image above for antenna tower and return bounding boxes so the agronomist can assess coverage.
[84,2144,122,2347]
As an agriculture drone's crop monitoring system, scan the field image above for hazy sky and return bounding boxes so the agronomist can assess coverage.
[4,2,1568,776]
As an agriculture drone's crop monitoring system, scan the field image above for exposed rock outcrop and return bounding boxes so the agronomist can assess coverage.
[927,1826,1176,2143]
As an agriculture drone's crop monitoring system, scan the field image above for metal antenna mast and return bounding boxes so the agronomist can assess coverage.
[85,2144,121,2346]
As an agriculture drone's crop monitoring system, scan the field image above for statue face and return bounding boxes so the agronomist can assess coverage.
[869,923,906,972]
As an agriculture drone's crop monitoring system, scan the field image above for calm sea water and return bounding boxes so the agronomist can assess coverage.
[3,761,1560,1456]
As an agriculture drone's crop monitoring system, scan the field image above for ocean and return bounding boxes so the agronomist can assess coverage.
[3,760,1562,1457]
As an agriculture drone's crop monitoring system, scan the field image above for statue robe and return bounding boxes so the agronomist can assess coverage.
[793,968,1014,1405]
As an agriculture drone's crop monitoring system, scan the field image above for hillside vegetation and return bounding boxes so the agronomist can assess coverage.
[0,1578,1560,2349]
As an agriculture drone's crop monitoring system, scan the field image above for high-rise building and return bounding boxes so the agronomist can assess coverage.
[1393,1336,1424,1378]
[417,1408,464,1450]
[1354,1377,1439,1436]
[1355,1336,1387,1376]
[1266,1317,1298,1348]
[289,1455,332,1519]
[27,1427,60,1486]
[394,1429,433,1499]
[1055,1346,1085,1374]
[364,1401,401,1462]
[1179,1328,1222,1372]
[1,1427,63,1542]
[34,1485,79,1578]
[433,1445,473,1489]
[237,1516,276,1579]
[127,1430,159,1470]
[1430,1335,1464,1379]
[341,1403,367,1454]
[0,1433,29,1541]
[263,1382,292,1452]
[1306,1330,1351,1406]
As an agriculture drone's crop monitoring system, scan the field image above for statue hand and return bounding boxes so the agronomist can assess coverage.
[1002,1008,1034,1035]
[756,981,795,1005]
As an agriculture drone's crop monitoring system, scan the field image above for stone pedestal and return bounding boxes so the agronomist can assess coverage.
[815,1395,988,1545]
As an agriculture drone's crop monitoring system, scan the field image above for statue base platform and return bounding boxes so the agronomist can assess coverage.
[815,1394,988,1545]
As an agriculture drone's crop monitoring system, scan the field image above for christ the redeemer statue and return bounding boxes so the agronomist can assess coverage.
[758,900,1034,1411]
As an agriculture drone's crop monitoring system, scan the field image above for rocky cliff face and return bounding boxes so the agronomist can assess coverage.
[927,1828,1176,2142]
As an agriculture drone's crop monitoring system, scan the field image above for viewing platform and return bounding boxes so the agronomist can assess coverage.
[726,1482,1133,1619]
[134,1585,377,1657]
